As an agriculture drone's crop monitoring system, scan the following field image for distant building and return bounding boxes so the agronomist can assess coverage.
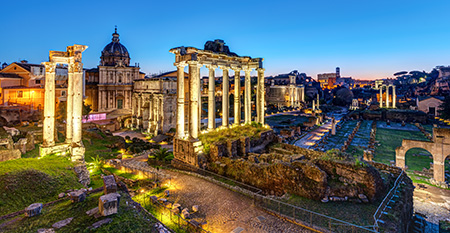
[416,96,444,116]
[267,74,304,108]
[132,71,186,134]
[0,61,70,110]
[317,72,336,89]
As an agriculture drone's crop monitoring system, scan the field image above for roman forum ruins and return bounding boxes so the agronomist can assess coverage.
[379,84,396,108]
[40,44,87,163]
[169,40,264,166]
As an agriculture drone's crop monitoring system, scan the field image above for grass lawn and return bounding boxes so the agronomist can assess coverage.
[2,191,158,233]
[0,155,83,215]
[285,194,380,227]
[373,125,430,167]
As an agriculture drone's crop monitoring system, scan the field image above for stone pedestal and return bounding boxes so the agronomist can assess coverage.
[103,175,117,194]
[99,193,121,216]
[69,190,86,203]
[25,203,43,217]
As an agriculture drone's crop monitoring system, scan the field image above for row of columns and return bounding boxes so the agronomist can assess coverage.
[176,62,265,140]
[98,90,130,111]
[379,85,396,108]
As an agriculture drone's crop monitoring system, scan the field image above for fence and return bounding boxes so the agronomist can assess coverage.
[105,159,165,181]
[172,162,377,233]
[141,194,210,233]
[372,170,405,231]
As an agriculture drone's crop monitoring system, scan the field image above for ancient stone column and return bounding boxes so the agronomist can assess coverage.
[233,69,241,125]
[316,94,320,110]
[312,100,315,110]
[71,62,84,148]
[42,62,56,147]
[198,66,202,133]
[147,96,153,133]
[244,69,251,124]
[379,86,383,108]
[207,66,216,130]
[176,63,186,139]
[331,117,336,135]
[257,68,265,124]
[189,62,200,139]
[386,85,389,108]
[137,95,142,129]
[65,66,73,144]
[392,85,396,108]
[222,67,230,127]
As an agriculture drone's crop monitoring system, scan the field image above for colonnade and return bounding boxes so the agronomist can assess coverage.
[132,94,164,135]
[40,44,87,161]
[379,84,396,108]
[175,62,265,140]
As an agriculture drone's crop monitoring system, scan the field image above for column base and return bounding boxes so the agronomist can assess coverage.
[70,145,85,163]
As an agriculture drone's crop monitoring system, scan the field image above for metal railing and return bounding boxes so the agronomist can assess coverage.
[373,170,405,231]
[173,162,377,233]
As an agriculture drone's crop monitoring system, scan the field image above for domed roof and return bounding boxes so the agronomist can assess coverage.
[100,27,130,66]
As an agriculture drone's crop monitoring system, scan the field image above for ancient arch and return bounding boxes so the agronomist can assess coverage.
[396,128,450,183]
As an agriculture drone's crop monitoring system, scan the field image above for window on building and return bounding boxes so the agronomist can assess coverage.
[117,99,123,109]
[17,91,23,98]
[62,91,66,96]
[36,79,41,84]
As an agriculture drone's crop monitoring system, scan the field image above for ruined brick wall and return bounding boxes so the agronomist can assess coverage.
[173,138,197,166]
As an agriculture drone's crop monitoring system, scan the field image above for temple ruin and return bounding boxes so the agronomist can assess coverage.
[379,84,396,108]
[396,127,450,183]
[39,44,89,185]
[170,40,265,166]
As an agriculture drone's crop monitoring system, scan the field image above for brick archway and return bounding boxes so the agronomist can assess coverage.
[396,128,450,183]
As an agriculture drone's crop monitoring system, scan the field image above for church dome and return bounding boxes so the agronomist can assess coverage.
[100,27,130,66]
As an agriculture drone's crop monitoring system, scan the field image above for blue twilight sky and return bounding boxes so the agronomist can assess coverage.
[1,0,450,80]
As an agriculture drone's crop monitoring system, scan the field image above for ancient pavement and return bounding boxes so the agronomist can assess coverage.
[125,154,312,233]
[294,113,344,149]
[413,184,450,233]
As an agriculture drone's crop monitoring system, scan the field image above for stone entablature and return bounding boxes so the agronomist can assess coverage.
[170,40,265,141]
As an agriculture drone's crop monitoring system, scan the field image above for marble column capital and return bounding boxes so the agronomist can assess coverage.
[256,68,265,73]
[42,62,57,72]
[175,62,187,68]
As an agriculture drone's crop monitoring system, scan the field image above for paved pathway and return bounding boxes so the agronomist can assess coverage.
[294,114,343,149]
[413,184,450,233]
[163,170,312,233]
[123,155,311,232]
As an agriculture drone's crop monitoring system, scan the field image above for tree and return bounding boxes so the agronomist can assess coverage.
[438,96,450,119]
[55,101,92,123]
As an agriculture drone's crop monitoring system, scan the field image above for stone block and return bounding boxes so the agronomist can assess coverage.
[25,203,43,217]
[90,218,112,229]
[231,227,245,233]
[181,208,190,219]
[37,228,55,233]
[69,190,86,203]
[192,205,199,212]
[149,195,158,203]
[103,175,117,194]
[52,217,73,229]
[99,193,121,216]
[86,207,99,216]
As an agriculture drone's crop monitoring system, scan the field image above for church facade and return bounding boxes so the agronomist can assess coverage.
[85,28,143,113]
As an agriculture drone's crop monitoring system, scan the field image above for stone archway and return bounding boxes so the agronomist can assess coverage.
[396,128,450,183]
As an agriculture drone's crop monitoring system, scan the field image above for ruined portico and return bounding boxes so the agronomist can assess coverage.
[170,40,265,166]
[379,84,396,108]
[40,44,90,185]
[396,127,450,183]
